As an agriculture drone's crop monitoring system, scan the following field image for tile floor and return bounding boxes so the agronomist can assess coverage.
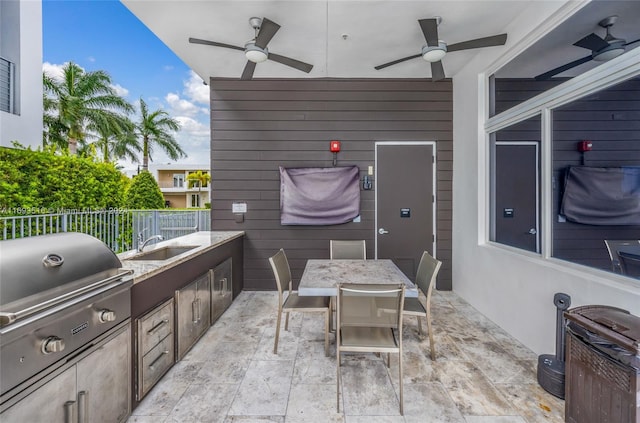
[128,290,565,423]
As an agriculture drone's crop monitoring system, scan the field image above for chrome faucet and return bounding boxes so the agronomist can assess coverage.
[138,234,164,252]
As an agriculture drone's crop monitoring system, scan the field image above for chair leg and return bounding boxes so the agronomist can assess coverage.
[285,311,290,331]
[274,308,283,354]
[427,312,435,361]
[336,349,341,412]
[324,310,330,357]
[398,352,403,415]
[417,316,423,335]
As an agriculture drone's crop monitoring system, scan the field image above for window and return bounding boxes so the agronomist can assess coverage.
[191,194,200,208]
[0,57,14,114]
[485,33,640,271]
[173,174,184,188]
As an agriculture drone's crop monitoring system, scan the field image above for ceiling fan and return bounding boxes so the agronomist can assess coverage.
[189,17,313,80]
[374,17,507,81]
[535,15,640,81]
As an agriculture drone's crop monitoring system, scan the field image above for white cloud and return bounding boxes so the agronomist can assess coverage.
[111,83,129,97]
[175,116,209,138]
[183,71,209,105]
[165,92,201,117]
[43,62,71,81]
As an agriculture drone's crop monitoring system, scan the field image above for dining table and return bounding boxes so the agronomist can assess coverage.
[297,259,418,298]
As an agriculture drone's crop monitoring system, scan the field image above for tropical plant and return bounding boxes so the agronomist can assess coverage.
[125,170,165,209]
[42,62,134,155]
[187,170,211,208]
[134,98,185,171]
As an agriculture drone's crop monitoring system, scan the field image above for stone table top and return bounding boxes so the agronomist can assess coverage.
[298,259,418,297]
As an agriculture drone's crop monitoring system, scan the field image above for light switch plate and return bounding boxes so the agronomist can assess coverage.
[367,166,374,176]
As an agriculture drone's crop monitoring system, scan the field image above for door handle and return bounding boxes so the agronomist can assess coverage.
[378,228,389,235]
[528,228,537,235]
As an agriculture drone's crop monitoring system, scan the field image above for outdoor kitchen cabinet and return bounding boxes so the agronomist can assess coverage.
[136,298,175,401]
[175,272,211,359]
[211,257,233,324]
[1,322,131,422]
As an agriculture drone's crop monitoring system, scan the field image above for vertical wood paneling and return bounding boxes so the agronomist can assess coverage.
[209,79,453,291]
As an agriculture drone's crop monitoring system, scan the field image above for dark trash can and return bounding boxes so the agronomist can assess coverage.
[564,305,640,423]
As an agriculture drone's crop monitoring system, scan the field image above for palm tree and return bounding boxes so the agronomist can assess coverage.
[134,98,185,171]
[187,170,211,207]
[92,124,140,163]
[43,62,134,154]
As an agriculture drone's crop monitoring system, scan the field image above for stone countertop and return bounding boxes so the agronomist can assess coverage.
[118,231,244,284]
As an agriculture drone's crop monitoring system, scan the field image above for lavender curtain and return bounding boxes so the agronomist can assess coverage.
[280,166,360,225]
[560,166,640,225]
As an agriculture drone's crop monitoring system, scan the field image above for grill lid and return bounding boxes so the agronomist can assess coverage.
[0,232,132,326]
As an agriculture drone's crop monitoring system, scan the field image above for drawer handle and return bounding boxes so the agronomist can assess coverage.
[192,298,201,324]
[64,400,76,423]
[78,391,88,423]
[149,350,169,371]
[148,319,168,335]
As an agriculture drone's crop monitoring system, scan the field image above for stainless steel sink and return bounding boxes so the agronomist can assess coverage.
[126,246,199,261]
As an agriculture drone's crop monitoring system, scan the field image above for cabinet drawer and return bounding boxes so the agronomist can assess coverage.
[138,299,174,356]
[139,334,174,399]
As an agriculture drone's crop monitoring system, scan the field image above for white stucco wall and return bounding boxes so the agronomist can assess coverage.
[451,1,640,355]
[0,0,43,149]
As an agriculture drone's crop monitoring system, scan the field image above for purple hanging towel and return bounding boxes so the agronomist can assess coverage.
[280,166,360,225]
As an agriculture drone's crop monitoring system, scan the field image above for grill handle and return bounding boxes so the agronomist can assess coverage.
[78,391,88,423]
[0,269,133,327]
[64,400,76,423]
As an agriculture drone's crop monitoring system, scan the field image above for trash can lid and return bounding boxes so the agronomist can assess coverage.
[565,305,640,355]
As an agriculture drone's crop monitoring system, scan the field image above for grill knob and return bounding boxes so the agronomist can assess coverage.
[99,309,116,323]
[41,336,65,354]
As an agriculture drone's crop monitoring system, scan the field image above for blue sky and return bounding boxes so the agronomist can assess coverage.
[42,0,211,173]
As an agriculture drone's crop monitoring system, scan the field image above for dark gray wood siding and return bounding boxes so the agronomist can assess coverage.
[208,79,453,290]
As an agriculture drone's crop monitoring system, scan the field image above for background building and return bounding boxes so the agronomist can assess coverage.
[151,164,211,208]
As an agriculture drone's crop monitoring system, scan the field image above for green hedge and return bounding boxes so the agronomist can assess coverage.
[0,147,129,214]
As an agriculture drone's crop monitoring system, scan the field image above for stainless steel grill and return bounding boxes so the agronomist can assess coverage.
[0,232,133,411]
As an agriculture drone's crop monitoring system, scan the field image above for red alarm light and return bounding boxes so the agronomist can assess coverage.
[577,140,593,152]
[330,140,341,153]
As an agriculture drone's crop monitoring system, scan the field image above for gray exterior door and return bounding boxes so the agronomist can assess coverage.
[375,142,435,280]
[494,142,539,252]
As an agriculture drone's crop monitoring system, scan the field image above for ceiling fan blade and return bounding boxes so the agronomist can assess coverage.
[419,18,439,46]
[240,61,257,80]
[574,33,609,51]
[255,18,280,49]
[431,61,445,81]
[189,37,245,52]
[447,34,508,52]
[534,55,593,81]
[374,54,422,70]
[625,38,640,46]
[267,52,313,73]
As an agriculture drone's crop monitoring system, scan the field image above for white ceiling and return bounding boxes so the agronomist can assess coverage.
[121,1,640,81]
[121,1,531,80]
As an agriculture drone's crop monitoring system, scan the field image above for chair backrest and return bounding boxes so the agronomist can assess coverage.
[268,248,292,296]
[604,240,640,273]
[619,253,640,278]
[337,283,405,331]
[330,240,366,260]
[415,251,442,296]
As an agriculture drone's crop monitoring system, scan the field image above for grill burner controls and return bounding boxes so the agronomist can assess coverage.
[41,336,65,355]
[99,309,117,323]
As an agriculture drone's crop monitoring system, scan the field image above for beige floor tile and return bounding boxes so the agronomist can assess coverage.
[228,360,294,416]
[193,342,257,384]
[402,382,465,422]
[224,417,284,423]
[464,417,527,423]
[339,359,401,416]
[164,383,238,423]
[286,383,344,421]
[494,383,564,423]
[344,416,405,423]
[293,339,337,384]
[435,360,515,416]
